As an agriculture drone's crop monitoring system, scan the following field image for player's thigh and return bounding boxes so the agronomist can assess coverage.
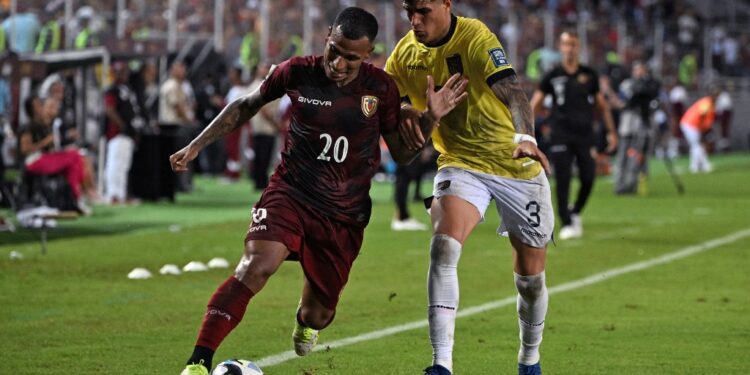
[298,216,364,313]
[510,234,546,275]
[431,167,489,243]
[240,189,302,291]
[491,172,554,250]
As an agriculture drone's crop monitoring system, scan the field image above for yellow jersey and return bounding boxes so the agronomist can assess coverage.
[385,15,541,179]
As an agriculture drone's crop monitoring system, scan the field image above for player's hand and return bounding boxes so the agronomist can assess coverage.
[399,104,424,150]
[169,144,200,172]
[513,141,551,175]
[606,131,618,153]
[426,73,468,123]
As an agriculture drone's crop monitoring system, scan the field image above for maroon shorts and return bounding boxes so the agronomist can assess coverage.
[245,188,364,310]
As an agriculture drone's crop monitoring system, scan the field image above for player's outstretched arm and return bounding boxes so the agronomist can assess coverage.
[170,89,267,172]
[385,74,468,164]
[490,74,551,174]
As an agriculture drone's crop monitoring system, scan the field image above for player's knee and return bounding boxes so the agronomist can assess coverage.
[299,306,335,330]
[234,251,279,285]
[515,272,547,300]
[430,234,462,267]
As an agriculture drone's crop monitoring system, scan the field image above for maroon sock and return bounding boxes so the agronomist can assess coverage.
[195,276,255,351]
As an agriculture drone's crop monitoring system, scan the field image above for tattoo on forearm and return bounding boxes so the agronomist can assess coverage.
[491,74,534,135]
[193,93,264,148]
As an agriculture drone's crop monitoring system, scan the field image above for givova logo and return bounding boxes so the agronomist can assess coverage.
[252,207,267,223]
[298,96,332,107]
[250,207,268,232]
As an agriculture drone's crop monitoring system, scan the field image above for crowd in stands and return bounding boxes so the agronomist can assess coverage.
[0,0,746,230]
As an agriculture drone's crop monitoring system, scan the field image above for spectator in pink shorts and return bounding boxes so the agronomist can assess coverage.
[17,94,89,212]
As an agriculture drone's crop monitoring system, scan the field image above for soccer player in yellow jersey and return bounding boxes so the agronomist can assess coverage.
[385,1,553,374]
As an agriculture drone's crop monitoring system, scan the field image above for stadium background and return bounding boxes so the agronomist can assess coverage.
[1,1,749,374]
[3,0,750,150]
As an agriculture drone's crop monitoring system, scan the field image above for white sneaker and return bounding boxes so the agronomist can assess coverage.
[558,225,581,240]
[391,217,428,231]
[571,213,583,236]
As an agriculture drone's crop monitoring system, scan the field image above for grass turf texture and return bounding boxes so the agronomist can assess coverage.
[1,154,749,374]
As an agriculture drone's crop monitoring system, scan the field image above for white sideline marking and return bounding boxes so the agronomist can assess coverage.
[257,228,750,368]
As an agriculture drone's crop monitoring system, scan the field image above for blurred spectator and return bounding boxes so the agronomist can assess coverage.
[247,62,280,191]
[238,21,260,73]
[667,76,688,155]
[677,8,699,51]
[74,6,99,49]
[34,4,62,53]
[159,60,195,127]
[721,32,740,76]
[715,85,733,152]
[530,31,617,239]
[17,94,91,213]
[103,62,144,204]
[615,61,661,194]
[678,51,698,88]
[603,51,628,93]
[680,88,719,174]
[222,65,248,182]
[1,4,40,53]
[194,72,225,176]
[159,60,196,193]
[134,61,160,128]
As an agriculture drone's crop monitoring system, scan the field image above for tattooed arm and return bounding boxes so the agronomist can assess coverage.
[490,73,550,173]
[170,89,267,172]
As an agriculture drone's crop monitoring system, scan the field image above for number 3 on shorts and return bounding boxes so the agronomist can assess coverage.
[525,201,540,227]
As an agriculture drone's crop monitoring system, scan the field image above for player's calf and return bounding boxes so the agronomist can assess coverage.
[292,303,335,356]
[427,234,462,373]
[515,272,548,368]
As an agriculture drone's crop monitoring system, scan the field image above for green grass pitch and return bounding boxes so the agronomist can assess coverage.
[1,154,749,374]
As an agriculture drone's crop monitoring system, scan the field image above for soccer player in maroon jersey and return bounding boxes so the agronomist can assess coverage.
[171,7,467,375]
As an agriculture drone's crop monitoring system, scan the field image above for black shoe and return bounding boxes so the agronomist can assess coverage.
[424,364,452,375]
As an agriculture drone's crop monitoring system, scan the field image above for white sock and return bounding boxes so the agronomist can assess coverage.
[515,271,548,366]
[428,234,462,372]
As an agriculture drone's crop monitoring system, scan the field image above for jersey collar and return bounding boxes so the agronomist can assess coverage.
[424,14,457,48]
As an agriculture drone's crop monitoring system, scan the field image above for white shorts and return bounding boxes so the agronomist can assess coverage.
[432,167,554,248]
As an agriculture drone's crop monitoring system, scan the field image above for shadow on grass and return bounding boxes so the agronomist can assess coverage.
[0,222,162,247]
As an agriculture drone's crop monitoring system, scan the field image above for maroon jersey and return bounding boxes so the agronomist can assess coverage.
[259,56,400,226]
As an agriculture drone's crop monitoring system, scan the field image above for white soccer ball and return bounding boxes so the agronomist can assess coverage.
[211,359,264,375]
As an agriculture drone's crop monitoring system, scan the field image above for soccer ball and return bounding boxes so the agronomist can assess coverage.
[211,359,264,375]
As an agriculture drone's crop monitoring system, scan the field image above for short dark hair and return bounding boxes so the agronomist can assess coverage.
[402,0,438,7]
[332,7,378,42]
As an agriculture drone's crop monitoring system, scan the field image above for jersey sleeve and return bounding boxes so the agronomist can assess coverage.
[384,50,409,101]
[539,71,553,95]
[590,69,601,95]
[467,21,516,87]
[260,59,292,102]
[379,74,401,136]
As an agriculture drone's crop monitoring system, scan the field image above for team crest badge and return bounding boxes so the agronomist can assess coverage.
[361,95,378,117]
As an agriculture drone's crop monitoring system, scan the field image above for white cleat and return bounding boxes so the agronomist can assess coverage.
[558,225,582,240]
[391,217,428,231]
